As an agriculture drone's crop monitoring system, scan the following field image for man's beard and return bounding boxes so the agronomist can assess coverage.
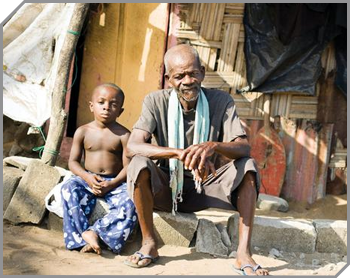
[176,87,200,102]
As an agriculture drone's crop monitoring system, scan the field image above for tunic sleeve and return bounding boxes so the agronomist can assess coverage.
[133,94,156,135]
[222,100,246,142]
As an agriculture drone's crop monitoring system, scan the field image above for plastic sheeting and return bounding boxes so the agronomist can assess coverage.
[238,4,342,96]
[3,3,75,127]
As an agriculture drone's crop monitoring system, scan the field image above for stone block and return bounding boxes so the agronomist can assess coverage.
[251,216,317,253]
[89,199,110,225]
[3,156,39,171]
[196,218,228,257]
[153,211,198,247]
[47,211,63,232]
[314,220,347,255]
[257,193,289,212]
[227,212,240,251]
[4,160,61,224]
[3,156,68,176]
[216,223,231,248]
[3,166,24,213]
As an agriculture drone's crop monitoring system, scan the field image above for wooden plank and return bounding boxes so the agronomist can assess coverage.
[213,4,226,41]
[292,96,318,104]
[189,3,201,24]
[199,3,212,39]
[208,47,218,71]
[197,45,211,71]
[222,14,243,24]
[218,23,240,71]
[177,30,200,40]
[190,39,222,49]
[315,124,333,200]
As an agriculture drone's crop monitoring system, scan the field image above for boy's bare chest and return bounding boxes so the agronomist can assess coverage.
[83,129,122,152]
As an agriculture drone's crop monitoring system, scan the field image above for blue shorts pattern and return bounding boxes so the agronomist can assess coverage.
[61,175,137,253]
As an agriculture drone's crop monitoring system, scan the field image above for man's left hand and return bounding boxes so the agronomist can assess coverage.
[179,142,217,176]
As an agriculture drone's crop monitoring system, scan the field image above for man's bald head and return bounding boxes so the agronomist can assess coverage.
[164,44,201,74]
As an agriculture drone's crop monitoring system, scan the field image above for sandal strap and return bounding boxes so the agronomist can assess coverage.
[240,264,255,271]
[240,264,263,272]
[253,264,262,271]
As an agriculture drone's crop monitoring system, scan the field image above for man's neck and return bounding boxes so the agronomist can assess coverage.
[179,97,197,111]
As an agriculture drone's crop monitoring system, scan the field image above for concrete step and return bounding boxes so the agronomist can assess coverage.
[47,205,347,256]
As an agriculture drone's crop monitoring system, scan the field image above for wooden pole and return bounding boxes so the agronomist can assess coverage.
[41,3,89,166]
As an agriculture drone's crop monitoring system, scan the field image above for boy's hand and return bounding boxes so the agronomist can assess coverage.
[85,173,103,195]
[94,180,115,197]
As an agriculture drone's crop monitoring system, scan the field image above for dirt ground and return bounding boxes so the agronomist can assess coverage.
[2,194,347,276]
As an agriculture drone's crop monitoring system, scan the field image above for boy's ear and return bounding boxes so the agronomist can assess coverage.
[118,107,124,117]
[89,101,94,112]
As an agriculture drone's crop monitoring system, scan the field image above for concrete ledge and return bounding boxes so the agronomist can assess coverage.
[153,211,198,247]
[314,219,347,255]
[251,216,317,253]
[46,206,346,255]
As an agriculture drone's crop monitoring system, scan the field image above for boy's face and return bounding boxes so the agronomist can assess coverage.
[89,86,124,124]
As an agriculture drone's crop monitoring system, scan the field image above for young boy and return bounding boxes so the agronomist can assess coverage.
[61,83,137,255]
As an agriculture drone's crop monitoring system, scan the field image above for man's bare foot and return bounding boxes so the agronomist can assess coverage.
[233,251,269,275]
[126,239,158,267]
[81,230,101,255]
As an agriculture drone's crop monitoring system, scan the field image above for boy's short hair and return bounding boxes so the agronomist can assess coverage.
[95,83,125,106]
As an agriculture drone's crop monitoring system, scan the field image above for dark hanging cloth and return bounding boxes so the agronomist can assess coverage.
[238,4,342,96]
[334,29,347,97]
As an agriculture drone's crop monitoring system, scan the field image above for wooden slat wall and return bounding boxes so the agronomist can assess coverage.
[175,3,336,121]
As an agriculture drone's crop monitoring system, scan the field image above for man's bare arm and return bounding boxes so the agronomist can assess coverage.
[126,129,182,160]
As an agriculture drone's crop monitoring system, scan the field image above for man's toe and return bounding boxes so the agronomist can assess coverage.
[138,258,151,267]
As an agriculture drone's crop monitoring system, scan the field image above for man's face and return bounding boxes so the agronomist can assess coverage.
[166,55,205,102]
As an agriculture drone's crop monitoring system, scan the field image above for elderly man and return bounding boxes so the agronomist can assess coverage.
[124,44,269,275]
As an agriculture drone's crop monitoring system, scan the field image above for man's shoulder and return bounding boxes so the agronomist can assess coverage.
[146,88,171,99]
[144,88,172,107]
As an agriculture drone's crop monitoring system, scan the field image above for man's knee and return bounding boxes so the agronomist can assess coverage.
[243,171,257,185]
[129,155,153,171]
[136,167,151,185]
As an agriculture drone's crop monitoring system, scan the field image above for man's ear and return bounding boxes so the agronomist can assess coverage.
[164,72,170,81]
[200,65,206,76]
[89,101,94,112]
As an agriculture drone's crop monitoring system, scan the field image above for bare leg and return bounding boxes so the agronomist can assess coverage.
[232,172,269,275]
[125,169,158,267]
[81,230,102,255]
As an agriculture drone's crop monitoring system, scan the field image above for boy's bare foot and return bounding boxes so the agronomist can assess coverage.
[81,230,102,255]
